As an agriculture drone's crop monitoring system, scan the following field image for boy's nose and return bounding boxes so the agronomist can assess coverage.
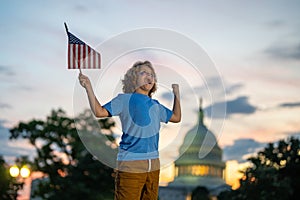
[146,72,153,77]
[146,76,153,82]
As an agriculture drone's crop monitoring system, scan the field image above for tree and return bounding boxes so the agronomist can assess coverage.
[0,156,23,200]
[191,186,210,200]
[218,137,300,200]
[9,109,117,200]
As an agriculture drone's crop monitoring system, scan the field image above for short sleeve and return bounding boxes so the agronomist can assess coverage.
[103,94,123,116]
[159,104,173,123]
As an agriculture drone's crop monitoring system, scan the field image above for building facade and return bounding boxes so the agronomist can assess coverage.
[159,99,230,200]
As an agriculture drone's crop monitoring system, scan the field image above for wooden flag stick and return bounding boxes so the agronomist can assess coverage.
[64,22,69,33]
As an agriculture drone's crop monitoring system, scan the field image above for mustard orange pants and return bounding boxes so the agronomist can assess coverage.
[114,159,160,200]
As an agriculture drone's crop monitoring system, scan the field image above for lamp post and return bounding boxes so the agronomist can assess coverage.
[9,165,31,200]
[9,165,31,179]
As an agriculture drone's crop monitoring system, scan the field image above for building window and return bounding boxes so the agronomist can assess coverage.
[191,165,209,176]
[176,165,224,178]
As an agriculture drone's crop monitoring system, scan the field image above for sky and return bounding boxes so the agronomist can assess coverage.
[1,0,300,188]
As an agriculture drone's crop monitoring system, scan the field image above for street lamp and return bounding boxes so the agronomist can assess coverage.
[9,165,20,177]
[9,165,31,178]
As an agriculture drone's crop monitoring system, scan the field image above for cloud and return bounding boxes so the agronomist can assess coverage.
[287,132,300,139]
[204,96,257,118]
[159,77,243,102]
[265,20,286,28]
[0,120,35,163]
[0,64,33,91]
[223,133,300,163]
[223,138,266,163]
[0,65,15,76]
[264,43,300,60]
[160,92,173,102]
[159,79,248,120]
[196,77,244,98]
[73,4,90,12]
[226,96,257,114]
[225,82,243,95]
[0,119,8,130]
[0,103,12,110]
[278,101,300,108]
[171,77,242,103]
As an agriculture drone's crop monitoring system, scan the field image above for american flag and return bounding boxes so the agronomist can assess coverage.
[65,23,101,69]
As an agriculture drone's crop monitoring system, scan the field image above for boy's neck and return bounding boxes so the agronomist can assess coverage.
[134,88,149,96]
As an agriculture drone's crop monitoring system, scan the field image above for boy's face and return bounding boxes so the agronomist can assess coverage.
[136,65,155,93]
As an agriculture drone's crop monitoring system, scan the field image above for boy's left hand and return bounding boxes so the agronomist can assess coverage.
[172,84,180,97]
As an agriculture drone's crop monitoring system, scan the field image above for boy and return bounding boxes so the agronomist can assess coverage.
[79,60,181,200]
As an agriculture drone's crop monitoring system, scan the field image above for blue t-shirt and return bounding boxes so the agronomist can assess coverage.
[103,93,173,161]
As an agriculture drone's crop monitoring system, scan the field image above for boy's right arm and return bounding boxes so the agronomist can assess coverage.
[78,73,110,118]
[169,84,181,123]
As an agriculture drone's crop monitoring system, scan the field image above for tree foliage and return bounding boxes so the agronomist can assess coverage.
[9,109,117,200]
[218,137,300,200]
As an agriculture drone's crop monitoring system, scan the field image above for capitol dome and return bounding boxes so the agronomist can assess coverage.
[175,102,224,168]
[164,99,229,197]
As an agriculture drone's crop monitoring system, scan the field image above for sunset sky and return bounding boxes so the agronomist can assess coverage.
[1,0,300,189]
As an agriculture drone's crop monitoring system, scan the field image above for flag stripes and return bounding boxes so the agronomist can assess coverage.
[66,26,101,69]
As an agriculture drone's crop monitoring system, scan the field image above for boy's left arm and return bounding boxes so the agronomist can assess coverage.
[169,84,181,123]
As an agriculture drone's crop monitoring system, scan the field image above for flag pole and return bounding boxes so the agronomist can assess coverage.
[64,22,82,74]
[64,22,69,33]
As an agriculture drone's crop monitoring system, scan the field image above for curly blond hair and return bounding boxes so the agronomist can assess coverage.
[122,61,157,97]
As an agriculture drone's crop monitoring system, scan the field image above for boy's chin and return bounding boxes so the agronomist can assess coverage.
[140,84,153,90]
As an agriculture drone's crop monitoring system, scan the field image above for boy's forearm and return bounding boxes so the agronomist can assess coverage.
[170,84,181,122]
[85,86,107,118]
[172,94,181,122]
[79,73,108,118]
[85,86,98,115]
